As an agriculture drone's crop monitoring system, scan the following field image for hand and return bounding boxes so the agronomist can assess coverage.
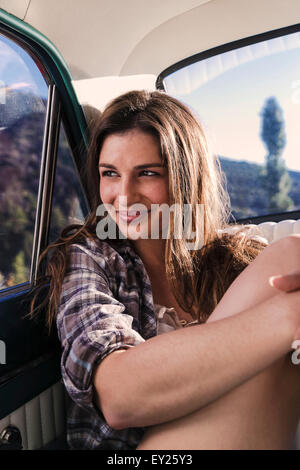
[269,271,300,293]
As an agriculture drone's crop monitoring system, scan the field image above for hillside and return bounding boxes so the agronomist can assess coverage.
[219,156,300,219]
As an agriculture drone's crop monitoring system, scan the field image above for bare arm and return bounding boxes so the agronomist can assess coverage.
[93,290,300,430]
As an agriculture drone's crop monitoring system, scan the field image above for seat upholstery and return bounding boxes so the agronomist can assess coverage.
[247,219,300,244]
[0,381,67,450]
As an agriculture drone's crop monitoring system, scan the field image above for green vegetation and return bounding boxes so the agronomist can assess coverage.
[0,95,85,289]
[220,156,300,220]
[220,95,298,220]
[260,97,293,212]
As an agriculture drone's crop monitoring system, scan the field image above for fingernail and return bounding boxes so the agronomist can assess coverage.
[269,275,283,287]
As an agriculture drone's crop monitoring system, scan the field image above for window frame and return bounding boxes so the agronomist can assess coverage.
[156,22,300,225]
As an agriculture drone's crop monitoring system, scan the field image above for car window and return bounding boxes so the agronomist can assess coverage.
[0,32,48,291]
[48,121,88,244]
[161,29,300,220]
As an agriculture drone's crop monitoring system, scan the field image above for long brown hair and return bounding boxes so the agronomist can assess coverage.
[29,90,267,332]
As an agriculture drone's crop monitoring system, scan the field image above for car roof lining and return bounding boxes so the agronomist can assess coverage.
[1,0,299,80]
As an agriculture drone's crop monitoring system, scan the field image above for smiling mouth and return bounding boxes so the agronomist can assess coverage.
[117,210,150,223]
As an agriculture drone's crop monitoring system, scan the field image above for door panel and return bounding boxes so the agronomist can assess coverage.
[0,380,67,449]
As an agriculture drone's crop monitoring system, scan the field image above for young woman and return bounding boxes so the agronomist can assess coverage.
[30,90,300,450]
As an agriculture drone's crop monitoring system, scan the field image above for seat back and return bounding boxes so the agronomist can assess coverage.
[246,219,300,244]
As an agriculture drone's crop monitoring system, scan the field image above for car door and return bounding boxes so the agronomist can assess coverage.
[0,8,89,450]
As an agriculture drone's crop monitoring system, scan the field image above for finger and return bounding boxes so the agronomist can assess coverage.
[269,273,300,292]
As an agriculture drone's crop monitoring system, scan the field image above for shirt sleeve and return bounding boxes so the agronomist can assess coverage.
[56,243,145,416]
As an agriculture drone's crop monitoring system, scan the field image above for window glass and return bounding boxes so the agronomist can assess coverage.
[163,31,300,219]
[48,122,88,244]
[0,33,48,290]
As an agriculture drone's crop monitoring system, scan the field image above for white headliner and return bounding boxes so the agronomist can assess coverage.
[1,0,300,109]
[1,0,300,80]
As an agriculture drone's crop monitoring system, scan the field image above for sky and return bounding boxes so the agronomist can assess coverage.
[165,33,300,172]
[0,33,48,102]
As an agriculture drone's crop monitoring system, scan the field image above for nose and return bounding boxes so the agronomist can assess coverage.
[117,174,140,208]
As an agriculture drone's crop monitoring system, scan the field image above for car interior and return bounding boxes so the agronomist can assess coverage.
[0,0,300,450]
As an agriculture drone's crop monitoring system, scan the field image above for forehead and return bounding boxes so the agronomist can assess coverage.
[99,129,162,164]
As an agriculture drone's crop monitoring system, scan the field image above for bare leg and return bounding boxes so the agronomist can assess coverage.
[137,235,300,450]
[207,234,300,323]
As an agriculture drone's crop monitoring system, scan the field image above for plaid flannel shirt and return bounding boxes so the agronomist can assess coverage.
[56,236,157,449]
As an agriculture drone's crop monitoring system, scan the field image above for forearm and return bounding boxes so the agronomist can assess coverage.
[94,292,299,429]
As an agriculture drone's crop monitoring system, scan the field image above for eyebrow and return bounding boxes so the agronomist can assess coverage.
[98,163,165,169]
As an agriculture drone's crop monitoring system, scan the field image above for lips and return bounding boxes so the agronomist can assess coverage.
[117,210,149,223]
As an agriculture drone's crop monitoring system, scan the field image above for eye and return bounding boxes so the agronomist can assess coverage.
[140,170,160,176]
[101,170,118,177]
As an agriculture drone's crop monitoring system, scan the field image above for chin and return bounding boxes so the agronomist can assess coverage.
[119,224,150,241]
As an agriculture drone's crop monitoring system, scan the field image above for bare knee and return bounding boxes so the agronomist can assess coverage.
[267,234,300,274]
[272,233,300,248]
[208,234,300,322]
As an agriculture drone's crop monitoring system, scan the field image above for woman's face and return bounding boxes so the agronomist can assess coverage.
[98,129,170,239]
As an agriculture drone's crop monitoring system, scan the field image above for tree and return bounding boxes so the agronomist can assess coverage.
[260,97,293,212]
[12,251,27,285]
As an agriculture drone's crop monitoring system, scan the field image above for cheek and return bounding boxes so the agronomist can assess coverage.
[100,183,117,222]
[147,179,169,204]
[99,180,114,203]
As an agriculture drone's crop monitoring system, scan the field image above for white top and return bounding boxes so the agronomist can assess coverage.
[154,304,198,335]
